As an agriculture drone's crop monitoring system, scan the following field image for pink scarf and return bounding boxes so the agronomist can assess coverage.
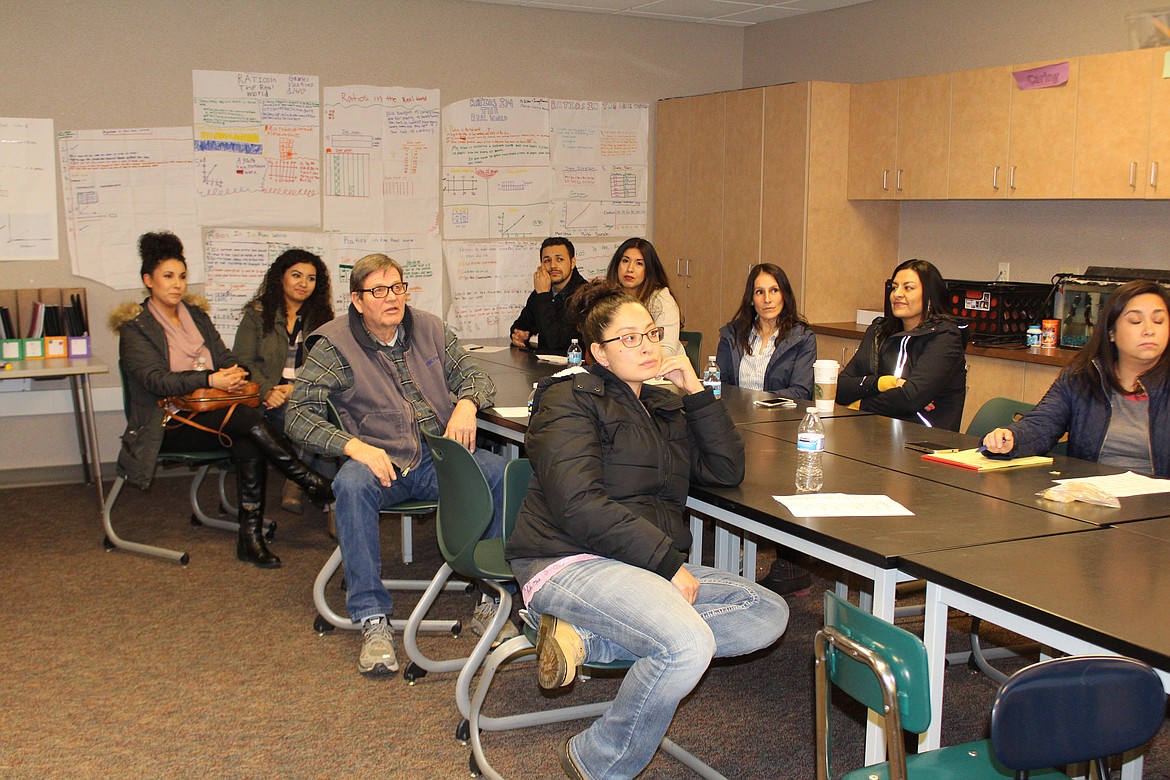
[147,299,214,372]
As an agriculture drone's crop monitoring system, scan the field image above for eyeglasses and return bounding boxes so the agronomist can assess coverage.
[357,282,409,298]
[598,326,665,348]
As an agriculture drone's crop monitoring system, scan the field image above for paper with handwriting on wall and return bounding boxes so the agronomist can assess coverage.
[1,117,58,261]
[773,494,914,518]
[1053,471,1170,498]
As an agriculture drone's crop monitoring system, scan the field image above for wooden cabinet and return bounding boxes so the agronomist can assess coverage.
[1073,49,1154,198]
[847,75,950,200]
[948,66,1012,199]
[721,88,764,322]
[1147,47,1170,199]
[1003,59,1079,199]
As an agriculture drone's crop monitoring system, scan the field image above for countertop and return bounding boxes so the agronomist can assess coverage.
[811,321,1076,367]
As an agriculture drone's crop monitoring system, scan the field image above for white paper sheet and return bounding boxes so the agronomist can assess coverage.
[464,345,510,353]
[773,494,915,518]
[193,70,320,228]
[490,406,530,419]
[58,127,201,288]
[1,118,58,261]
[1053,471,1170,498]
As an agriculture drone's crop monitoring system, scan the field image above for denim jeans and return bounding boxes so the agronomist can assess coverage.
[528,559,790,779]
[333,440,506,623]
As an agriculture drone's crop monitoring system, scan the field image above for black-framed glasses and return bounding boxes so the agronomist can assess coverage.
[357,282,409,298]
[598,326,665,349]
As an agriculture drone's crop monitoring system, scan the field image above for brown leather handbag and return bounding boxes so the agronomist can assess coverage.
[159,381,261,446]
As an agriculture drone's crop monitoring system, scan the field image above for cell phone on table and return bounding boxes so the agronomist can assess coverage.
[752,397,798,409]
[904,440,959,454]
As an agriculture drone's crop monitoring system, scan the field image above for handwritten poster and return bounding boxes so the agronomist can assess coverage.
[322,85,441,235]
[204,228,440,343]
[58,127,202,289]
[0,118,58,262]
[442,166,552,239]
[193,70,321,228]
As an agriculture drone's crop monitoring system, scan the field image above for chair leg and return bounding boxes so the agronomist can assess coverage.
[400,563,480,678]
[401,513,412,564]
[101,475,189,565]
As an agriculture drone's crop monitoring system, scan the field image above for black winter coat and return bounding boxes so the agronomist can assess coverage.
[506,365,744,581]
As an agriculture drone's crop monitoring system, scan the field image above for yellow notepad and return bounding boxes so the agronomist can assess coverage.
[922,448,1053,472]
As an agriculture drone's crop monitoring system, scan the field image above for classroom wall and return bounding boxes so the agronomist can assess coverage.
[743,0,1170,301]
[0,0,743,481]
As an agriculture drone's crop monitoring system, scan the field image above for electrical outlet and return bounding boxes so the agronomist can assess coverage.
[997,263,1010,282]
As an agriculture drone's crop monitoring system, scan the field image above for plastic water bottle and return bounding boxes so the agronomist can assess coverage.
[796,407,825,492]
[702,356,721,399]
[527,382,538,416]
[567,338,583,367]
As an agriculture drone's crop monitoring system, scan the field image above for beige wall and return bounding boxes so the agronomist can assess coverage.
[744,0,1170,289]
[0,0,743,479]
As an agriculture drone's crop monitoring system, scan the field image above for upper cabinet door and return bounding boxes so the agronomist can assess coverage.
[1006,59,1079,198]
[683,91,727,342]
[949,66,1012,199]
[1146,47,1170,199]
[895,73,951,200]
[1073,49,1154,198]
[654,96,692,298]
[848,80,898,200]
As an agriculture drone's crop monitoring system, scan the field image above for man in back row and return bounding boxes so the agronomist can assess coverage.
[287,253,513,676]
[509,236,587,354]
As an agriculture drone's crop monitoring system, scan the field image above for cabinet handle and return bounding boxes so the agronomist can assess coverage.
[896,169,903,192]
[1130,161,1138,189]
[882,170,889,191]
[1009,165,1017,190]
[685,258,691,277]
[992,165,1000,190]
[676,258,682,276]
[1152,162,1159,189]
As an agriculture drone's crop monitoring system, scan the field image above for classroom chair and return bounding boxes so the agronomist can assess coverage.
[102,360,264,565]
[679,329,703,375]
[814,590,1165,780]
[965,397,1037,442]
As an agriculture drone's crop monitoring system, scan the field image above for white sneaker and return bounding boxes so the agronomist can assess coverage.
[358,616,399,676]
[470,598,520,647]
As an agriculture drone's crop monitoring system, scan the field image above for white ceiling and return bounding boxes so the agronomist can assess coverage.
[460,0,874,27]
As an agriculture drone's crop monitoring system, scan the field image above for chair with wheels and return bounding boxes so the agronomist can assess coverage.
[103,361,257,565]
[679,330,703,375]
[814,590,1165,780]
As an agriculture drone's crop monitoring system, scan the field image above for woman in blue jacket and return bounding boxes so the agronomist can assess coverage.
[983,280,1169,477]
[716,263,816,401]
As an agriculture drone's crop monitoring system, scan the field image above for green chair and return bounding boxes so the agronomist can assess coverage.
[965,397,1037,441]
[679,330,703,374]
[815,591,1164,780]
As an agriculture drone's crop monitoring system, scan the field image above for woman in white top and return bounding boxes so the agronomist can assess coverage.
[606,238,683,357]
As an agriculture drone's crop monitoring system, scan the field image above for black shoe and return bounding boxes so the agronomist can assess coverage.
[758,559,811,596]
[235,459,280,568]
[248,421,333,505]
[559,737,586,780]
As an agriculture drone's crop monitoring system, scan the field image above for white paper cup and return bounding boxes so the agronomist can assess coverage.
[813,359,839,413]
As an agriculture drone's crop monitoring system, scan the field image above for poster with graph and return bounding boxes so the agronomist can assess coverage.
[1,118,58,262]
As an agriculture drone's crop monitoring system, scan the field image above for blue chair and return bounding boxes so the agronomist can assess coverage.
[815,591,1165,780]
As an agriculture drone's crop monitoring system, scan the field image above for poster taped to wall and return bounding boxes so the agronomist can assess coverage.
[1,118,58,262]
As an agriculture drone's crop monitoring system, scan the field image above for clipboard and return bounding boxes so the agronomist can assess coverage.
[921,448,1053,472]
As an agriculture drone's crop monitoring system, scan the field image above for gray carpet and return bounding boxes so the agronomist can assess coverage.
[2,471,1167,779]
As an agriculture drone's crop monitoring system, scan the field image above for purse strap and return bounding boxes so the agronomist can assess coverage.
[164,402,241,448]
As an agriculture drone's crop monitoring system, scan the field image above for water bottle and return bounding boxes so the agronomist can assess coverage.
[795,407,825,492]
[702,356,721,399]
[567,338,583,367]
[527,382,538,416]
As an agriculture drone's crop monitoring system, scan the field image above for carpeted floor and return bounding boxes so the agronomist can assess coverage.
[2,471,1168,779]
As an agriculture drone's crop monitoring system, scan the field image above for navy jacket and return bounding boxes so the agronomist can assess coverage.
[716,321,816,400]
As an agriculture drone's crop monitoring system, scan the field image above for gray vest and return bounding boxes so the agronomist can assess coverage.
[315,308,455,470]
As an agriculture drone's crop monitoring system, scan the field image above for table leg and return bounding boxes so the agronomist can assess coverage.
[69,376,92,483]
[919,582,949,752]
[863,569,900,766]
[80,374,105,508]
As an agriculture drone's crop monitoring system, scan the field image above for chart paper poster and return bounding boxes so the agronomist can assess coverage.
[204,229,440,343]
[323,85,441,235]
[0,118,58,261]
[443,97,550,167]
[193,70,321,228]
[442,166,552,239]
[59,127,202,289]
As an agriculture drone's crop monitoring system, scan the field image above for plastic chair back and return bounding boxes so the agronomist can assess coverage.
[503,458,532,541]
[422,432,497,580]
[965,397,1036,440]
[820,591,932,734]
[990,655,1165,772]
[679,330,703,375]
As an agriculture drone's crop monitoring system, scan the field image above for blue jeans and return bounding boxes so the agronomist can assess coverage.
[333,441,506,623]
[528,559,790,779]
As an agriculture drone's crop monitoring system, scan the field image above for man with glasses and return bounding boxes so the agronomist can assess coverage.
[287,253,514,676]
[509,236,587,354]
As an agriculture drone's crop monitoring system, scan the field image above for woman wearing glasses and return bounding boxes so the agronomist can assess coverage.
[233,249,334,514]
[507,281,789,779]
[606,237,684,356]
[113,232,332,568]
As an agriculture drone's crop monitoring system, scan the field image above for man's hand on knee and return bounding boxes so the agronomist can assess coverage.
[343,438,398,487]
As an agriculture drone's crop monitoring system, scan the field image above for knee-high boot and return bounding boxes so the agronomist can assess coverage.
[236,458,281,568]
[248,420,333,505]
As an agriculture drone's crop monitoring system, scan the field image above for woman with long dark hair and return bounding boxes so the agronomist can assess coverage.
[983,279,1169,476]
[837,258,969,430]
[234,249,334,513]
[605,237,683,356]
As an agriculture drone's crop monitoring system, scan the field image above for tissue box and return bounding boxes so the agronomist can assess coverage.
[856,309,882,326]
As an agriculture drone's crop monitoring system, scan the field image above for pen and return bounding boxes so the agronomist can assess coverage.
[976,445,988,453]
[467,345,483,351]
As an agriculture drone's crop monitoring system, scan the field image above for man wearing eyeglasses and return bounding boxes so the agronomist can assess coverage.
[287,253,515,677]
[509,236,588,353]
